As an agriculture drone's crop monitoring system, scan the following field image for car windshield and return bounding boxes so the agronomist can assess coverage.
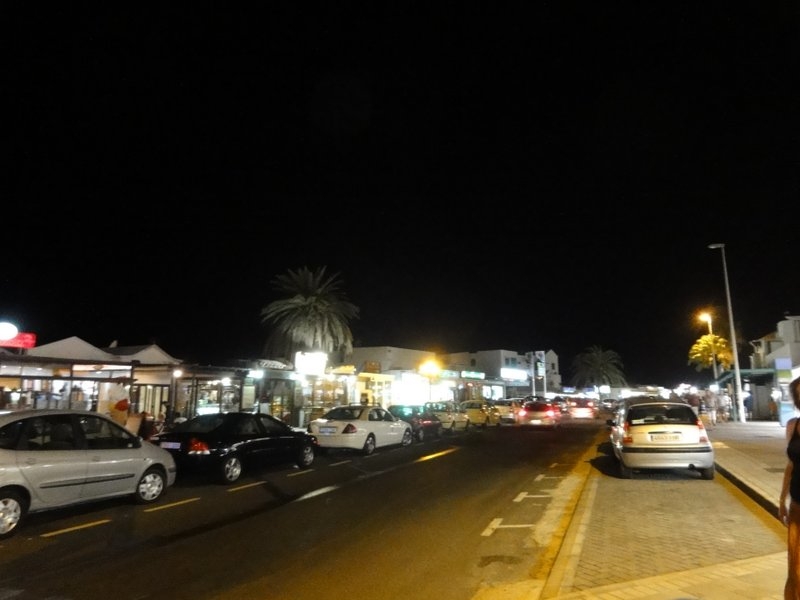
[525,402,551,411]
[324,406,364,420]
[627,405,697,425]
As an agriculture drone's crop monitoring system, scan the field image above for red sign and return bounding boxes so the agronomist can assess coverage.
[0,332,37,349]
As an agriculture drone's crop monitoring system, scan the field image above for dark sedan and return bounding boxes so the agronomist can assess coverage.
[387,404,443,442]
[153,412,318,484]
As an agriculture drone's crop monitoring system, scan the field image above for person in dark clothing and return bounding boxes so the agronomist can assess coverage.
[779,376,800,599]
[137,411,157,441]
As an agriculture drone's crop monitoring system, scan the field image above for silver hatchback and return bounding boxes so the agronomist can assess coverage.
[607,399,715,480]
[0,409,177,539]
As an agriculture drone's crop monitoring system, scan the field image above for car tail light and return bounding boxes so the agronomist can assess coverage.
[622,422,633,445]
[342,423,358,434]
[517,408,527,417]
[696,419,710,442]
[546,408,555,418]
[187,438,211,455]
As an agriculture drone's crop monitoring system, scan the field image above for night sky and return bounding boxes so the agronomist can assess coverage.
[3,4,798,388]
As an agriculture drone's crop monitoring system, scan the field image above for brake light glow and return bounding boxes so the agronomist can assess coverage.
[187,438,211,455]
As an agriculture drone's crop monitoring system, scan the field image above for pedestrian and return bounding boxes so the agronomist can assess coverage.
[778,375,800,599]
[704,390,718,427]
[137,411,157,440]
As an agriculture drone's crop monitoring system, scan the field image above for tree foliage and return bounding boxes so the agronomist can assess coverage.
[260,266,360,361]
[687,333,732,372]
[570,345,627,389]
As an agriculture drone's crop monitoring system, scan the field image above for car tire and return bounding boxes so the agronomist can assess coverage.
[296,444,315,468]
[619,463,633,479]
[416,428,425,442]
[700,465,715,480]
[362,434,376,455]
[401,428,413,447]
[0,488,28,539]
[220,455,243,484]
[434,425,443,438]
[134,467,167,504]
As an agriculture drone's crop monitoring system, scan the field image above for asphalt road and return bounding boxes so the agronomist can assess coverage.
[0,418,779,600]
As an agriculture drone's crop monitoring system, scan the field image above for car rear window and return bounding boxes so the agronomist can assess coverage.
[627,405,697,425]
[324,406,364,420]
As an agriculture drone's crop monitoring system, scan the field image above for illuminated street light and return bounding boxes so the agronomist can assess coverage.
[708,243,746,422]
[420,359,441,403]
[698,312,719,380]
[0,321,19,341]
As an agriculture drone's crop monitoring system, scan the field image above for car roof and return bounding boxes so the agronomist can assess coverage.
[0,408,98,423]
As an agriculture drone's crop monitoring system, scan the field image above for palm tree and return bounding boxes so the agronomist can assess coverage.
[570,345,627,389]
[260,266,360,361]
[688,334,733,373]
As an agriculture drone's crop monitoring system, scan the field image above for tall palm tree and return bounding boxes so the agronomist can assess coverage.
[260,266,360,361]
[570,345,627,389]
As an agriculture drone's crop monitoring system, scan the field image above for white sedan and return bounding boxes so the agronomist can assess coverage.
[307,405,413,455]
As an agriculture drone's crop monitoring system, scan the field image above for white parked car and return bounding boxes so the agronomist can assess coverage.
[607,397,715,480]
[423,400,471,433]
[0,409,177,539]
[307,405,413,455]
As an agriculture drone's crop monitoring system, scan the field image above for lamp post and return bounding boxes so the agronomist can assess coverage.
[698,312,719,380]
[708,243,746,422]
[420,359,441,403]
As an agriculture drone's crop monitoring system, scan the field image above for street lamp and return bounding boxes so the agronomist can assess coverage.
[698,312,719,380]
[0,321,18,341]
[420,359,441,403]
[708,243,746,422]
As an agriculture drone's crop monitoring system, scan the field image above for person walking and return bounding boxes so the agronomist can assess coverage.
[704,390,718,427]
[778,375,800,599]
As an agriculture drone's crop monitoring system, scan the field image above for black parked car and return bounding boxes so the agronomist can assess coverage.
[153,412,318,484]
[387,405,443,442]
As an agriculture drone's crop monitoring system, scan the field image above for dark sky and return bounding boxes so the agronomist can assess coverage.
[3,4,798,388]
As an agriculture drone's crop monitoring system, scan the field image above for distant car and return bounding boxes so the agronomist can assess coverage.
[308,405,413,455]
[607,398,715,480]
[0,409,177,539]
[154,411,318,484]
[423,400,471,433]
[517,400,562,429]
[567,397,599,419]
[492,398,525,425]
[460,400,500,427]
[387,405,443,441]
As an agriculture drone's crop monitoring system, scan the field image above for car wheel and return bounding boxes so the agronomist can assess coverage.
[0,488,28,539]
[619,463,633,479]
[464,420,471,432]
[401,428,413,447]
[134,467,167,504]
[296,444,315,468]
[362,434,376,455]
[416,428,425,442]
[700,465,715,480]
[220,455,243,483]
[434,425,443,438]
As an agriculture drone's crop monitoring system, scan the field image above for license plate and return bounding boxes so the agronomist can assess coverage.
[320,426,337,434]
[651,434,680,441]
[160,441,181,450]
[530,419,542,424]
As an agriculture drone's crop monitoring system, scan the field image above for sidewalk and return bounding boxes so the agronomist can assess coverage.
[543,419,789,600]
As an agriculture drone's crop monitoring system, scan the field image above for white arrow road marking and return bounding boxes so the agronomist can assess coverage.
[513,491,551,502]
[481,518,536,536]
